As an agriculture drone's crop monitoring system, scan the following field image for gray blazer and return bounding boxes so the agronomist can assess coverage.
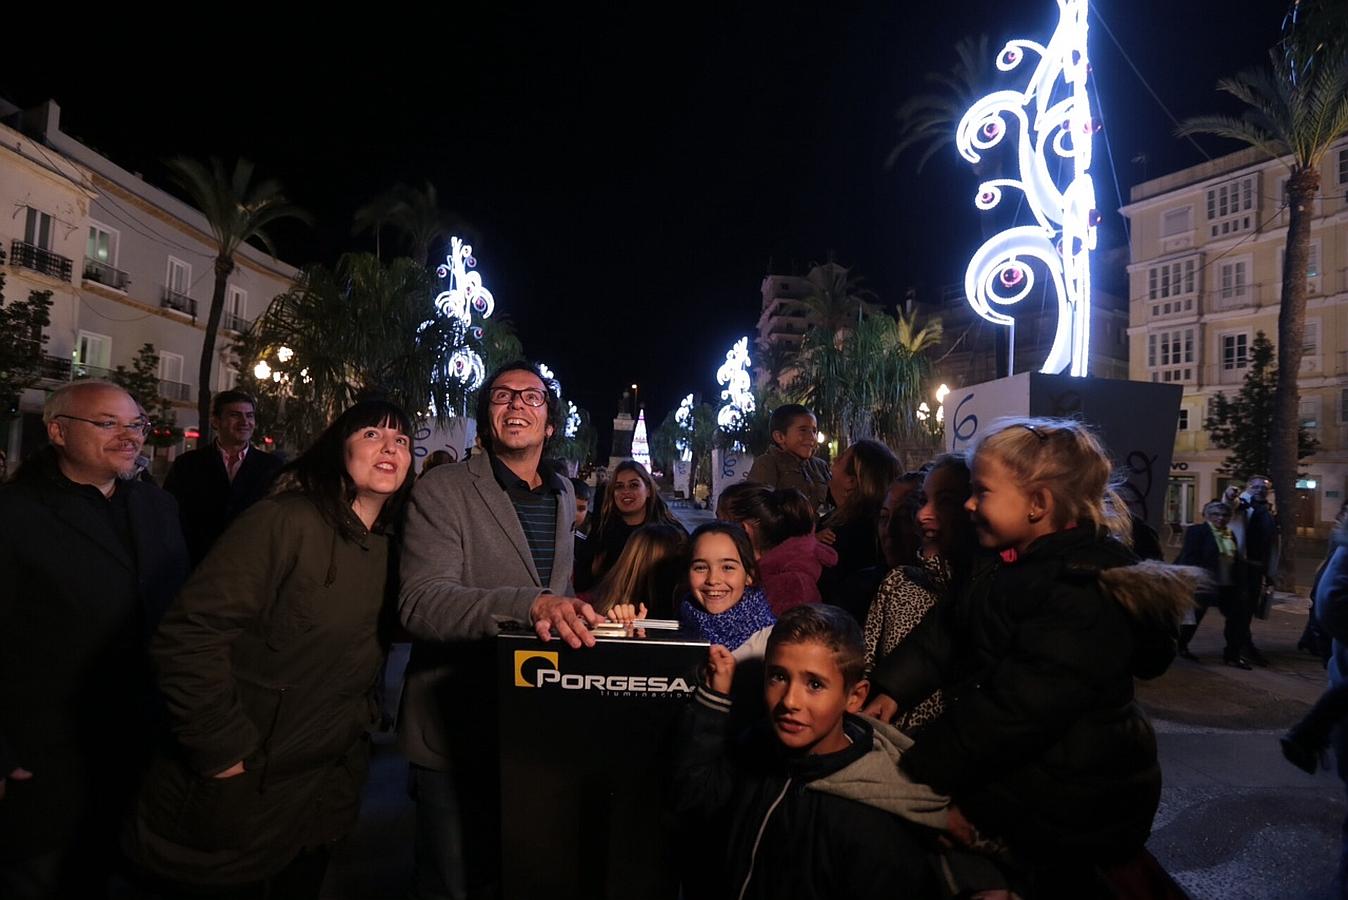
[398,451,575,769]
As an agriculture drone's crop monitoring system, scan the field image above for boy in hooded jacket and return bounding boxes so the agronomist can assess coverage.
[672,605,953,900]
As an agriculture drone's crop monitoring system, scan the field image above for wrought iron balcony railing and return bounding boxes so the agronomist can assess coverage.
[161,287,197,318]
[10,240,73,282]
[83,259,131,291]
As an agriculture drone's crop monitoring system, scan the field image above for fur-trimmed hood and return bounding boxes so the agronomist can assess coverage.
[1100,560,1204,679]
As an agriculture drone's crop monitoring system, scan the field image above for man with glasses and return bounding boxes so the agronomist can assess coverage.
[163,389,282,567]
[399,360,599,900]
[0,380,188,897]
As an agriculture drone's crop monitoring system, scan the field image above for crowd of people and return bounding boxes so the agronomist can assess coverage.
[1,361,1333,899]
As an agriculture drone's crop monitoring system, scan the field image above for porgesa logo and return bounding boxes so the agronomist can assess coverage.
[514,650,559,687]
[512,650,693,696]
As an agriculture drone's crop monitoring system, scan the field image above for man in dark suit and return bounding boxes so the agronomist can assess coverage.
[0,380,188,898]
[163,390,282,567]
[399,361,599,900]
[1175,499,1252,668]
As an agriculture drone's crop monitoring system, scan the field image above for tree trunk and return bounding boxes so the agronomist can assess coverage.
[1269,166,1317,590]
[196,255,234,444]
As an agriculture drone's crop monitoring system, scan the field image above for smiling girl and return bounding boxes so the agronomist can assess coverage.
[678,522,776,662]
[575,459,682,591]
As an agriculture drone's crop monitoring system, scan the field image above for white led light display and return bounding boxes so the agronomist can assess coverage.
[955,0,1097,376]
[431,236,496,390]
[632,409,651,470]
[716,337,755,429]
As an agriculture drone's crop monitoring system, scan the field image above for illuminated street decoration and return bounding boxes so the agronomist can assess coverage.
[632,409,651,470]
[675,393,694,461]
[956,0,1098,376]
[435,236,495,327]
[565,402,580,439]
[716,337,755,429]
[538,362,559,393]
[430,236,496,390]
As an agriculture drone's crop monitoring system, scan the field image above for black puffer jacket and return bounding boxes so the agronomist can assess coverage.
[672,687,940,900]
[870,527,1192,865]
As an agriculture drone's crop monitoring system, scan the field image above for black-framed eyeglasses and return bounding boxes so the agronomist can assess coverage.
[55,414,152,436]
[488,387,547,408]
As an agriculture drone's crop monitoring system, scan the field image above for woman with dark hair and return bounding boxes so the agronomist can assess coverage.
[863,455,977,732]
[575,459,683,591]
[126,400,415,899]
[817,439,900,618]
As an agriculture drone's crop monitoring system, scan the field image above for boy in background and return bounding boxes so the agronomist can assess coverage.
[746,404,831,512]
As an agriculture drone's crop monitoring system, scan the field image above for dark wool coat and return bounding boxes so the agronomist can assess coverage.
[0,448,188,861]
[125,493,391,885]
[163,443,283,567]
[871,527,1191,866]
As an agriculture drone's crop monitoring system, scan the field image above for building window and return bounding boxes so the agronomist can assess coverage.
[159,351,184,385]
[1147,256,1199,317]
[1177,409,1189,431]
[1339,148,1348,185]
[75,330,112,373]
[1300,396,1321,430]
[1206,174,1256,238]
[24,207,53,250]
[86,221,118,265]
[166,257,191,295]
[1148,327,1195,382]
[1221,333,1249,371]
[1216,258,1250,305]
[1161,206,1193,237]
[225,286,248,331]
[1341,387,1348,424]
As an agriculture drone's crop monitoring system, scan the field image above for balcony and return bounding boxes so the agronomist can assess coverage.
[36,354,113,382]
[1209,286,1256,312]
[159,379,191,402]
[222,312,253,334]
[10,240,73,282]
[161,287,197,318]
[83,259,131,291]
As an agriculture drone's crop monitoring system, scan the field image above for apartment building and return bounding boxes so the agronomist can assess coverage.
[1121,139,1348,536]
[0,99,299,472]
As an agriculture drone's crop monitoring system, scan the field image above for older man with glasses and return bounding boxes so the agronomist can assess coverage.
[398,360,600,900]
[0,379,188,898]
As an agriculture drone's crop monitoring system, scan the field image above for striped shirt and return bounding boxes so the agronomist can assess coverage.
[489,453,562,586]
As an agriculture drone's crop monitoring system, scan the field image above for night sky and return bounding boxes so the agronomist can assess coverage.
[2,0,1279,453]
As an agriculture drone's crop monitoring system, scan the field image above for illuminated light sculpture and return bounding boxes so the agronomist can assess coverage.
[631,409,651,470]
[675,393,694,461]
[956,0,1098,376]
[564,402,580,439]
[429,236,496,391]
[716,337,755,430]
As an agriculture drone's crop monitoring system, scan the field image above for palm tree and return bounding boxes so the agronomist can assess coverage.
[1178,31,1348,586]
[354,181,463,267]
[238,253,478,448]
[166,157,309,443]
[800,260,878,340]
[886,34,992,173]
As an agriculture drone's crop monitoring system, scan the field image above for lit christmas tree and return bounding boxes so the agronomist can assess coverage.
[631,408,651,470]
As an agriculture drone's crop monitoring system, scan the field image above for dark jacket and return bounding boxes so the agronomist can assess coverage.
[745,445,832,511]
[0,447,188,860]
[1317,529,1348,691]
[163,443,282,567]
[125,493,391,884]
[1174,522,1245,599]
[870,527,1192,866]
[673,686,941,900]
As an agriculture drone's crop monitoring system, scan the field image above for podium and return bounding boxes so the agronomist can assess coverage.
[497,627,709,900]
